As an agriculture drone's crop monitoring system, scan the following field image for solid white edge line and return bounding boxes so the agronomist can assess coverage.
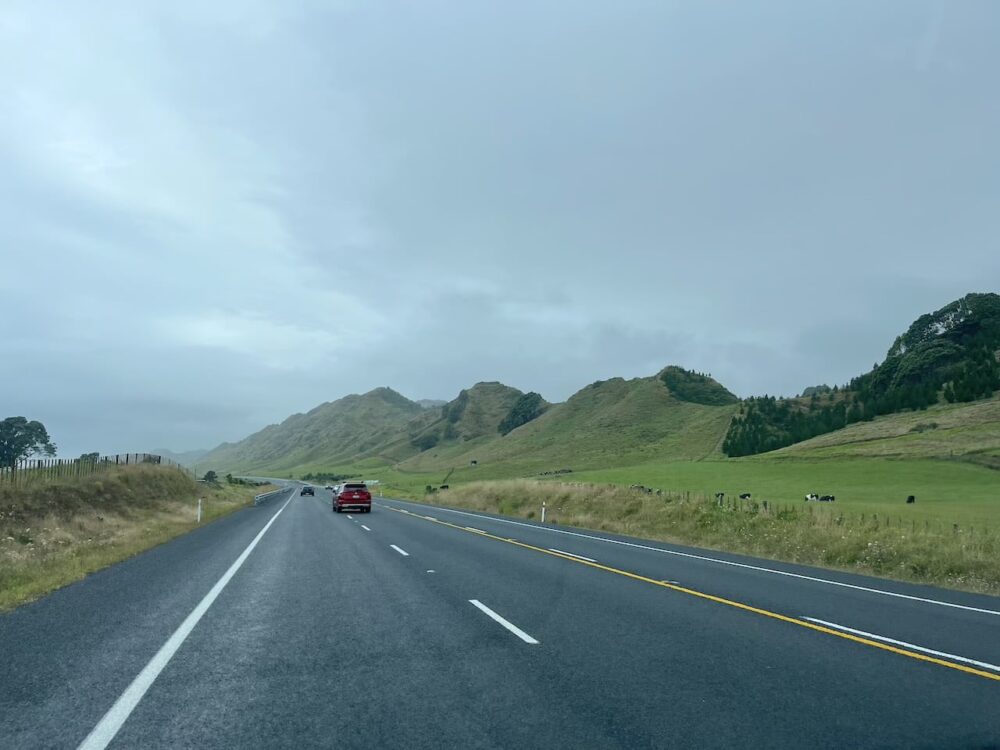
[390,544,409,556]
[469,600,539,644]
[801,617,1000,673]
[361,525,371,531]
[78,491,295,750]
[548,548,597,563]
[379,501,1000,617]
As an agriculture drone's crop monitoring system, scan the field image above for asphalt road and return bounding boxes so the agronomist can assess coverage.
[1,486,998,749]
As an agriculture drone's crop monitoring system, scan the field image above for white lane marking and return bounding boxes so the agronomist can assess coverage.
[802,617,1000,673]
[427,569,436,573]
[548,548,597,563]
[469,600,539,644]
[423,515,437,521]
[346,514,353,519]
[381,502,1000,617]
[78,493,294,750]
[390,544,410,557]
[361,525,371,531]
[464,526,487,534]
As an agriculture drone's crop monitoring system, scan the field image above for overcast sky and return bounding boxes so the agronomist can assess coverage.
[3,1,999,456]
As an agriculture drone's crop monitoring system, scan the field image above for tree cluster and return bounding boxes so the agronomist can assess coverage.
[498,392,547,435]
[660,367,738,406]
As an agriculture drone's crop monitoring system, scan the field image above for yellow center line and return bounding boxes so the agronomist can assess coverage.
[382,505,1000,683]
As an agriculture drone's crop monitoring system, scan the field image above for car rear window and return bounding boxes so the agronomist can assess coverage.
[343,483,367,490]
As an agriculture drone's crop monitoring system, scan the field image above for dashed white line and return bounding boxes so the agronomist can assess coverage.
[390,544,410,557]
[346,514,353,519]
[465,526,487,534]
[383,502,1000,616]
[801,617,1000,673]
[361,525,371,531]
[77,495,294,750]
[469,600,539,644]
[548,548,596,563]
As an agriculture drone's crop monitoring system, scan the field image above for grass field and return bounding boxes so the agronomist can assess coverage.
[409,479,1000,595]
[368,455,999,530]
[0,465,271,610]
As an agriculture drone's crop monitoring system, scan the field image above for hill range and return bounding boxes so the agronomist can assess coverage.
[195,293,1000,482]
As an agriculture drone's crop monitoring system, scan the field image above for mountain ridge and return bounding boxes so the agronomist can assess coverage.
[195,292,1000,475]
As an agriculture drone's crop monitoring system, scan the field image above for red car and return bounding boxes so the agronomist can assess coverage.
[333,482,372,513]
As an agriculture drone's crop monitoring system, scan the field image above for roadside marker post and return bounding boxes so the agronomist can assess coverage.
[197,498,202,524]
[541,502,546,523]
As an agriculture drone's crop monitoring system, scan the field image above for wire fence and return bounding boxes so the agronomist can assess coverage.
[0,453,193,486]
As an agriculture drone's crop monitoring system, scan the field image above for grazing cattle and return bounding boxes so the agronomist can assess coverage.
[715,492,725,501]
[739,493,752,500]
[819,495,835,502]
[906,495,916,504]
[805,493,819,502]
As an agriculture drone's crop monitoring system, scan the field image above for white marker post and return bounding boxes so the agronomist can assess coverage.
[541,502,546,523]
[197,498,202,524]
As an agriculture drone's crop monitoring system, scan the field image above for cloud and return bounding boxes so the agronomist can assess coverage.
[2,0,999,456]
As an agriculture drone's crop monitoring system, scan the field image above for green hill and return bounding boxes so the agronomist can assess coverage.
[724,292,1000,456]
[772,393,1000,468]
[406,382,530,451]
[195,387,424,474]
[397,369,738,477]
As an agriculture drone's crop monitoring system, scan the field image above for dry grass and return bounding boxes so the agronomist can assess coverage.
[420,480,1000,595]
[0,466,271,610]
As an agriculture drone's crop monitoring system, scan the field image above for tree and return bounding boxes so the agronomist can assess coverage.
[202,470,218,483]
[0,417,57,468]
[79,452,100,463]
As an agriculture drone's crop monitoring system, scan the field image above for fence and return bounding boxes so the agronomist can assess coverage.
[0,453,193,486]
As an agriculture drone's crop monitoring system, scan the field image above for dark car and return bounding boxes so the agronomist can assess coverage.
[300,486,314,496]
[333,482,372,513]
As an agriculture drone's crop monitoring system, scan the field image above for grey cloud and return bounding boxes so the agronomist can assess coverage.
[2,1,998,456]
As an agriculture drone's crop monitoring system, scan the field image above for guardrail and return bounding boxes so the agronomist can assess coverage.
[254,487,293,506]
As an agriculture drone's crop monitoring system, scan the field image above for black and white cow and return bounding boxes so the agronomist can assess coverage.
[739,493,752,500]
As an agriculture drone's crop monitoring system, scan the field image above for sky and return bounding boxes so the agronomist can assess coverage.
[2,1,999,457]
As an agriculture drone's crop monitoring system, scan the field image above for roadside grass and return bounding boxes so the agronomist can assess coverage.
[416,479,1000,595]
[0,466,271,611]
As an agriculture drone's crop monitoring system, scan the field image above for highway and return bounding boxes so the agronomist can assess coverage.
[1,485,998,749]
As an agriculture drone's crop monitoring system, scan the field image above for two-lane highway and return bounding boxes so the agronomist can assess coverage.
[1,486,997,748]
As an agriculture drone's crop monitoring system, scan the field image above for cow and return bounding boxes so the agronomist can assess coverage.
[739,493,752,500]
[819,495,835,502]
[906,495,916,504]
[805,493,819,502]
[715,492,725,501]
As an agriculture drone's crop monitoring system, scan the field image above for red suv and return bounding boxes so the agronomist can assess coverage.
[333,482,372,513]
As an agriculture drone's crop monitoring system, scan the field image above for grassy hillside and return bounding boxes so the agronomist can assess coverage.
[773,393,1000,467]
[407,382,528,449]
[197,387,424,474]
[724,292,1000,456]
[397,372,738,477]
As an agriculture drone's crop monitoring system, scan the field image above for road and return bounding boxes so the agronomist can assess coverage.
[1,486,998,749]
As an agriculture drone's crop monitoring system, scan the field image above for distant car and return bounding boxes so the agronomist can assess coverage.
[300,486,314,496]
[333,482,371,513]
[324,485,333,490]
